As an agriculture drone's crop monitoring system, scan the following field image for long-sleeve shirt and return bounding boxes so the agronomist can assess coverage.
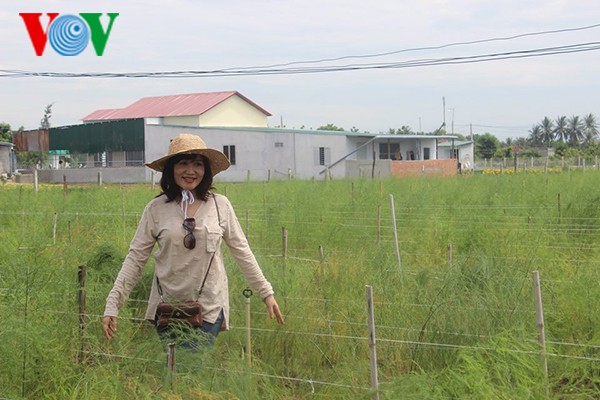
[103,193,274,330]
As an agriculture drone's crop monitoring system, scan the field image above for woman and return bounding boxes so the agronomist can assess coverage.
[102,133,284,349]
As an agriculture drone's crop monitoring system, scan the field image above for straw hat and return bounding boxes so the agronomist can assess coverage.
[145,133,231,175]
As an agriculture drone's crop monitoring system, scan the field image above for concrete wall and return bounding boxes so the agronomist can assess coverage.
[345,159,458,178]
[37,167,147,184]
[345,159,393,179]
[0,144,12,175]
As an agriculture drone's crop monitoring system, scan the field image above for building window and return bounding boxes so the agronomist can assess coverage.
[423,147,430,160]
[274,142,284,148]
[223,145,236,165]
[126,150,144,166]
[315,147,331,166]
[379,142,401,160]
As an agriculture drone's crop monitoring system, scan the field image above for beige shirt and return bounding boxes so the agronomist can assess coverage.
[103,193,274,330]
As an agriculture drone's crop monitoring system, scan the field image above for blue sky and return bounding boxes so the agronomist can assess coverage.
[1,0,599,140]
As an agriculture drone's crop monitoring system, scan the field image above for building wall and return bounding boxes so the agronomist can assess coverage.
[143,125,350,182]
[37,167,146,184]
[198,96,268,127]
[0,144,13,175]
[390,159,458,177]
[345,159,392,178]
[12,129,49,152]
[163,115,200,126]
[346,159,458,178]
[439,143,474,169]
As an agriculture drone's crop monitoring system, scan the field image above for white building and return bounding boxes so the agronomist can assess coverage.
[39,91,467,183]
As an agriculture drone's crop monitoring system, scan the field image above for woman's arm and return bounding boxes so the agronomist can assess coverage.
[103,202,158,338]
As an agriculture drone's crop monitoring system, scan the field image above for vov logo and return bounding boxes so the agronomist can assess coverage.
[19,13,119,56]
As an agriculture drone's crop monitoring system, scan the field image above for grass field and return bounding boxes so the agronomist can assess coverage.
[0,171,599,399]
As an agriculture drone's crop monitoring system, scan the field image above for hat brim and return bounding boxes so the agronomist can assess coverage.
[145,148,231,175]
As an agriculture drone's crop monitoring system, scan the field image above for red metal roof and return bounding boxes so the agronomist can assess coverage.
[82,108,123,121]
[81,91,272,121]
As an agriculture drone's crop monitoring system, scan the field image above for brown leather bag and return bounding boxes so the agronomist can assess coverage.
[156,301,202,327]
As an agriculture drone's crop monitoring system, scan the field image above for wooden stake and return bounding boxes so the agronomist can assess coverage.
[167,343,176,386]
[531,271,549,399]
[243,289,253,367]
[366,285,380,400]
[389,194,401,272]
[121,187,126,228]
[52,212,57,246]
[282,227,288,261]
[77,265,87,363]
[33,170,38,193]
[376,205,381,244]
[557,193,561,224]
[447,243,452,269]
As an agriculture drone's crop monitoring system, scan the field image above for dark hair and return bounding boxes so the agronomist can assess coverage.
[159,154,214,202]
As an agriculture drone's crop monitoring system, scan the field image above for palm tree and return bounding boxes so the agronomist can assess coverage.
[567,115,584,146]
[529,124,542,145]
[554,116,568,143]
[540,116,554,145]
[582,113,599,145]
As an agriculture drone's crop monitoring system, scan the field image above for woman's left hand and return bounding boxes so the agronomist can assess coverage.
[264,295,284,324]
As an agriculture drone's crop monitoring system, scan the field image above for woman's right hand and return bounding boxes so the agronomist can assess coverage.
[102,316,118,340]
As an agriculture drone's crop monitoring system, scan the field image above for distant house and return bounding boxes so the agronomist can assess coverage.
[0,141,15,176]
[36,91,463,183]
[438,140,474,171]
[82,91,272,128]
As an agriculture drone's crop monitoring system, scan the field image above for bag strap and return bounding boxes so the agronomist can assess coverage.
[156,192,222,301]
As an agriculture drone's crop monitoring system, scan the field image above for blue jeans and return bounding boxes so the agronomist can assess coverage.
[156,310,224,352]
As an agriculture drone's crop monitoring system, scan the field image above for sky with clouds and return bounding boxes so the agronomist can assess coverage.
[2,0,599,140]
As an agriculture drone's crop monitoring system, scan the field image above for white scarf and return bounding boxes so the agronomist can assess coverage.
[181,189,195,219]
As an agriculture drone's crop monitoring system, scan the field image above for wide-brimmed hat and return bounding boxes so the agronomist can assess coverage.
[145,133,231,175]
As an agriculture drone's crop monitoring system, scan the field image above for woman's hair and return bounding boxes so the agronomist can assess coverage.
[159,154,214,202]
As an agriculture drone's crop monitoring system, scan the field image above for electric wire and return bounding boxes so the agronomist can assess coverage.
[1,41,599,79]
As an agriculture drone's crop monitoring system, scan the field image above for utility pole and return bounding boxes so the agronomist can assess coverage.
[442,97,446,133]
[448,108,455,135]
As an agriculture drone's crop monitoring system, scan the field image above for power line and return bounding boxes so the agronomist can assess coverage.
[1,41,599,79]
[222,22,600,70]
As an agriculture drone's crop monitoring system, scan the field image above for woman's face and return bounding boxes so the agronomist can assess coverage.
[174,155,205,191]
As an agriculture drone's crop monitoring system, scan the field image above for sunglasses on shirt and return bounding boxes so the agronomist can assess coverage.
[183,218,196,249]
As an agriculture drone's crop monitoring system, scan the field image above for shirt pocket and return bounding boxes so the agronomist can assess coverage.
[205,226,222,253]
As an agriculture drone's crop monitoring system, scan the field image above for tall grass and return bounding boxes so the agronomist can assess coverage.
[1,172,599,399]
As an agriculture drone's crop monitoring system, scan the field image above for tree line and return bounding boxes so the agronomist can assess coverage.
[528,114,598,147]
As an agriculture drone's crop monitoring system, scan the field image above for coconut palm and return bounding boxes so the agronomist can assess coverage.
[540,116,555,145]
[528,124,542,145]
[554,116,568,143]
[582,113,599,145]
[567,115,584,146]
